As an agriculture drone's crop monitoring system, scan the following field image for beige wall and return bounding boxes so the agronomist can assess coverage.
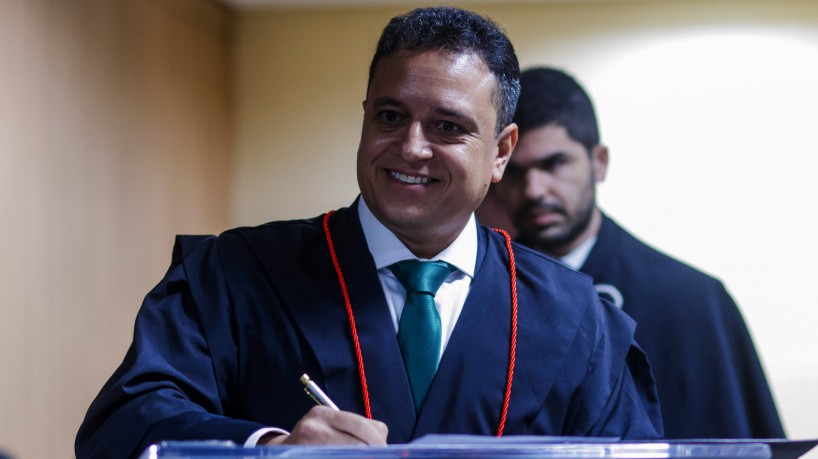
[234,0,818,447]
[0,0,233,457]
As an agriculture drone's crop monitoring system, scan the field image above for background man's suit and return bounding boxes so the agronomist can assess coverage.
[580,215,784,438]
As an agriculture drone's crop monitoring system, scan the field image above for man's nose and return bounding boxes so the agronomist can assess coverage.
[400,122,433,162]
[524,168,551,200]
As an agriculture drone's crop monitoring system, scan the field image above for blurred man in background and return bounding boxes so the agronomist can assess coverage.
[486,67,784,438]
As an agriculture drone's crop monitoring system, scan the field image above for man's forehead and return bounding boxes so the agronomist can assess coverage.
[367,50,499,122]
[519,123,577,145]
[372,50,494,82]
[512,124,586,162]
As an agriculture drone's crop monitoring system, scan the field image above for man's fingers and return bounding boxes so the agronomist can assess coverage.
[286,406,388,445]
[327,410,388,445]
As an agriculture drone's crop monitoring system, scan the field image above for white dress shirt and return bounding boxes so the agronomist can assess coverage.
[358,198,476,359]
[559,234,597,271]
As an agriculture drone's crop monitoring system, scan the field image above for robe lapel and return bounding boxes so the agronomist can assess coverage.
[413,226,513,436]
[579,215,628,309]
[260,204,416,442]
[327,206,417,441]
[413,227,593,437]
[579,214,615,279]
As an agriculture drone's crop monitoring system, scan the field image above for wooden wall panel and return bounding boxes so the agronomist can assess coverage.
[0,1,233,457]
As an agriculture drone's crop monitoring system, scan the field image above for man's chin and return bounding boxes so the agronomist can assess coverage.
[530,223,564,240]
[518,227,571,251]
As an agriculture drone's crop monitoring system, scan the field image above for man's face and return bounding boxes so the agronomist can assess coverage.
[494,123,607,255]
[357,51,516,254]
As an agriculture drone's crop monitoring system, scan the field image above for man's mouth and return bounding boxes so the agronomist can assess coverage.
[519,202,566,225]
[390,170,431,185]
[524,201,564,215]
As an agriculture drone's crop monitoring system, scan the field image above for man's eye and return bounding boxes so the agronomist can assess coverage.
[538,156,566,171]
[378,111,401,123]
[436,120,463,133]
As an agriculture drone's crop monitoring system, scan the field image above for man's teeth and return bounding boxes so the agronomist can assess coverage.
[391,171,430,184]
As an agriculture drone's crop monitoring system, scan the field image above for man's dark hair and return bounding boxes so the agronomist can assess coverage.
[513,67,600,153]
[368,6,520,136]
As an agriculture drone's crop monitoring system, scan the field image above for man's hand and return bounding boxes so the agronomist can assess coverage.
[261,406,388,446]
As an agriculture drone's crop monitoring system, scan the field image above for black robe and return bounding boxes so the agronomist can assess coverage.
[580,214,784,439]
[75,203,663,459]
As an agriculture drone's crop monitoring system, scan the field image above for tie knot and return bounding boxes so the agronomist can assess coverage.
[390,260,455,296]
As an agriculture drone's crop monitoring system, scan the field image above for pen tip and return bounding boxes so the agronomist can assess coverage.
[300,373,310,385]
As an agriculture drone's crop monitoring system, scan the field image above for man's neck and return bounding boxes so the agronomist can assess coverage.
[357,198,478,268]
[390,226,463,259]
[359,205,473,260]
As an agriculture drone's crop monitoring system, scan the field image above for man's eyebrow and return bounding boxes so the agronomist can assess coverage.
[435,107,478,128]
[369,98,480,128]
[371,97,404,107]
[513,151,568,169]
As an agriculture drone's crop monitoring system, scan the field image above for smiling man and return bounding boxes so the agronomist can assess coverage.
[356,50,515,259]
[76,8,662,459]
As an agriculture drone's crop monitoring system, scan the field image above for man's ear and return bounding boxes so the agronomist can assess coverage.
[492,123,518,183]
[591,144,609,183]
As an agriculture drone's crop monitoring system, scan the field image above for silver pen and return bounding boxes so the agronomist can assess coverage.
[300,373,340,411]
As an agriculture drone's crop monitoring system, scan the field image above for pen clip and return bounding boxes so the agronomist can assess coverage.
[303,386,323,406]
[299,373,340,410]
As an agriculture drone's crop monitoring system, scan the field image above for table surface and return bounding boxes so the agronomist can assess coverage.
[138,439,778,459]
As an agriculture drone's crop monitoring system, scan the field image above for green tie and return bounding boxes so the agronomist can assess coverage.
[390,259,456,412]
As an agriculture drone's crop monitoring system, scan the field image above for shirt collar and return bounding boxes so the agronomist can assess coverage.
[560,234,598,271]
[358,197,476,278]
